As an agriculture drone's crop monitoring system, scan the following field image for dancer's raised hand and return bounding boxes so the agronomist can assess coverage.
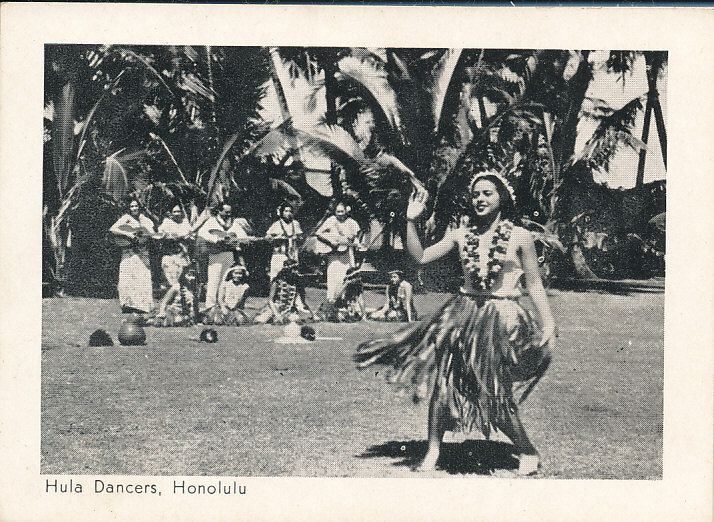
[406,187,429,221]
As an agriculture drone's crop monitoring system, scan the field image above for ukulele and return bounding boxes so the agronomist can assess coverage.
[207,229,267,252]
[312,231,366,255]
[112,224,163,247]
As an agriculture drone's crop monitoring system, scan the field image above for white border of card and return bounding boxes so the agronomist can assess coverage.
[1,4,713,521]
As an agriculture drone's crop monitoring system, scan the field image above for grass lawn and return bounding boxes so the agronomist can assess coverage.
[41,288,663,479]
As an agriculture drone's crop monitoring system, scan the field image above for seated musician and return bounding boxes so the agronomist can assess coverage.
[254,259,313,325]
[154,262,200,327]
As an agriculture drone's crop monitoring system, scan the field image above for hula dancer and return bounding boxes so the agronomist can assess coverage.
[203,265,251,326]
[254,259,313,325]
[155,263,200,327]
[367,270,417,322]
[266,202,303,280]
[354,171,556,475]
[319,266,366,322]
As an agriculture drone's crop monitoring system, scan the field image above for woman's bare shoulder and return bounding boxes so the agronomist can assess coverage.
[510,225,536,247]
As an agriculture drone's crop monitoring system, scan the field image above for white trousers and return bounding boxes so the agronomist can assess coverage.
[205,251,234,309]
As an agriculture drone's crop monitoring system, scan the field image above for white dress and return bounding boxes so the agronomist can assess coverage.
[112,214,155,313]
[316,216,361,300]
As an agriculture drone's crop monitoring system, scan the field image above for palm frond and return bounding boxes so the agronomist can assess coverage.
[178,71,216,102]
[386,50,412,83]
[120,49,177,99]
[574,96,645,170]
[337,55,403,134]
[102,149,147,202]
[648,211,665,232]
[269,178,304,209]
[430,48,463,133]
[149,132,192,187]
[295,123,368,166]
[243,119,297,158]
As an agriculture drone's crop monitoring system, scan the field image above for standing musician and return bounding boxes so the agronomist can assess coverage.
[198,202,252,311]
[109,197,158,316]
[314,200,363,301]
[157,203,193,290]
[265,202,303,280]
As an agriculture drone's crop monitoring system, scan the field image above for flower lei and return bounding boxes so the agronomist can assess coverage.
[463,219,513,290]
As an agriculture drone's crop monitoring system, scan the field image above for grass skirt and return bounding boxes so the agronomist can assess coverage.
[354,293,550,437]
[202,306,251,326]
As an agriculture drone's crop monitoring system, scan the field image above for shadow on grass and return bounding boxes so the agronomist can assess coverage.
[358,439,519,475]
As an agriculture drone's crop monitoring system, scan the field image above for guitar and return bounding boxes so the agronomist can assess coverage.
[207,229,268,252]
[112,224,163,248]
[311,231,366,255]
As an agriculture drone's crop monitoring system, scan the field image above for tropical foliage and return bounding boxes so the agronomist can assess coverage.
[43,45,667,295]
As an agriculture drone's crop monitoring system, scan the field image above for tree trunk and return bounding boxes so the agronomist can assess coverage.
[477,96,488,128]
[268,48,293,122]
[554,51,596,279]
[52,81,76,197]
[205,45,220,147]
[324,60,338,125]
[652,97,667,170]
[635,99,653,188]
[646,51,667,170]
[570,244,599,279]
[323,58,340,198]
[557,50,592,169]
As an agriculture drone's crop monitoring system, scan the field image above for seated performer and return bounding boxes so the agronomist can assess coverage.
[265,202,303,280]
[254,259,313,325]
[203,265,251,326]
[318,266,366,322]
[154,263,200,327]
[367,270,417,322]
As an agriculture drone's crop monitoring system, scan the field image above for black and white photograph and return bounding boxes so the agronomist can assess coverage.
[40,42,667,478]
[2,4,713,521]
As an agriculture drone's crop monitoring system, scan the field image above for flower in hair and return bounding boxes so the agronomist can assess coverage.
[469,170,516,204]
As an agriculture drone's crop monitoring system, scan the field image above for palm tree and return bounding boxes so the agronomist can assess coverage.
[636,51,667,187]
[43,45,278,294]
